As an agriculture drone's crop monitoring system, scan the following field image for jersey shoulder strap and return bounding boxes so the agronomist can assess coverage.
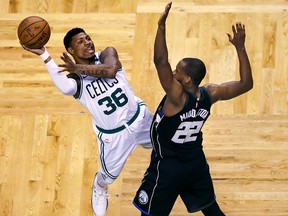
[199,86,212,106]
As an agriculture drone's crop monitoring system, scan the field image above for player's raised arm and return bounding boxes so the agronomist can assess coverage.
[154,2,186,107]
[20,44,77,96]
[205,23,253,104]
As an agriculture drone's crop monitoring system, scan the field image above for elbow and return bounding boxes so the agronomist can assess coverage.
[244,79,253,93]
[247,78,254,91]
[59,87,76,96]
[108,71,117,79]
[107,65,118,78]
[248,81,253,91]
[105,69,117,79]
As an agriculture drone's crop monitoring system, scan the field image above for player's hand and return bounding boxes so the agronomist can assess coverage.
[158,2,172,29]
[58,52,77,72]
[20,43,45,55]
[227,22,246,50]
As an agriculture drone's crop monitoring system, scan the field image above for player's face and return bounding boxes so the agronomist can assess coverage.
[173,61,187,82]
[70,32,95,59]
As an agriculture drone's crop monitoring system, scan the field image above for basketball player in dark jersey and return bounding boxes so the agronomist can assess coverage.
[133,2,253,216]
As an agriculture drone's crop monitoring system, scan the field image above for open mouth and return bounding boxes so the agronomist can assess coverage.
[86,46,95,54]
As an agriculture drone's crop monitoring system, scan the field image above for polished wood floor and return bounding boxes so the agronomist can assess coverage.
[0,0,288,215]
[0,114,287,216]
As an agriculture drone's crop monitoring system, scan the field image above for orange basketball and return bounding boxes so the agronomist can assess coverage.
[18,16,51,49]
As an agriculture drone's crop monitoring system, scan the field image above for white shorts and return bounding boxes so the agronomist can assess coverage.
[92,102,153,184]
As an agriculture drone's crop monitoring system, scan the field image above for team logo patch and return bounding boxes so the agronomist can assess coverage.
[138,190,149,205]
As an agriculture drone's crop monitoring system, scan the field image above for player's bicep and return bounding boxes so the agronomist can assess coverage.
[205,81,248,103]
[155,63,173,89]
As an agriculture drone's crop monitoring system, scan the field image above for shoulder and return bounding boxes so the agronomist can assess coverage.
[104,46,117,51]
[202,83,221,104]
[199,86,209,97]
[99,46,119,61]
[101,46,118,56]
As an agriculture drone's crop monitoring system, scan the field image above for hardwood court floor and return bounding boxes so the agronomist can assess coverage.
[0,114,287,216]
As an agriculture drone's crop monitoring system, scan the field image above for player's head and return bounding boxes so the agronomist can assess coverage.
[174,58,206,86]
[64,28,85,51]
[63,28,95,61]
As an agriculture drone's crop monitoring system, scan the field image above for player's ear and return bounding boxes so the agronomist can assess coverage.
[184,76,192,85]
[67,47,74,55]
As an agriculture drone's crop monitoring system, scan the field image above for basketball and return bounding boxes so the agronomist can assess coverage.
[17,16,51,49]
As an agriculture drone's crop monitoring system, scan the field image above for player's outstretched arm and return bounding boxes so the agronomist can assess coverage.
[154,2,173,91]
[20,44,77,95]
[205,22,253,104]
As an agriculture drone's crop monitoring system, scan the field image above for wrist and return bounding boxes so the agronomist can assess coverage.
[75,64,82,73]
[236,46,246,52]
[40,49,51,63]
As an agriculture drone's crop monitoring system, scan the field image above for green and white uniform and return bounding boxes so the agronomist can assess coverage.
[43,50,153,184]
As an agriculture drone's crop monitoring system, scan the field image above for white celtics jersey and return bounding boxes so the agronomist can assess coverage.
[68,52,140,130]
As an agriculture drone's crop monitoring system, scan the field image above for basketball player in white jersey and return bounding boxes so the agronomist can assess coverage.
[21,28,153,216]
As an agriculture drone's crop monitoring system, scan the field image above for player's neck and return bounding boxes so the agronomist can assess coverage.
[185,85,199,95]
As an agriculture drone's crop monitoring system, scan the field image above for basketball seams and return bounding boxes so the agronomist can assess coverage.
[22,22,49,45]
[18,16,51,49]
[18,19,45,38]
[17,16,44,36]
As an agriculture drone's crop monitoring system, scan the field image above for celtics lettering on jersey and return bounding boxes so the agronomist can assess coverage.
[171,108,209,144]
[86,76,119,98]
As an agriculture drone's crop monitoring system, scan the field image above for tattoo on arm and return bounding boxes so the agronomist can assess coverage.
[76,64,111,77]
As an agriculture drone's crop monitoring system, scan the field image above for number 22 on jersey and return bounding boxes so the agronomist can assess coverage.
[171,120,204,144]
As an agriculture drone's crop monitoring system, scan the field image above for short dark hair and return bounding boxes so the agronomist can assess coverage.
[182,58,206,86]
[63,28,85,51]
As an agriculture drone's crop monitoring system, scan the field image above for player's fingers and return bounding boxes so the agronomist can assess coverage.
[62,53,73,62]
[239,23,245,32]
[159,2,172,24]
[21,44,31,51]
[226,33,232,42]
[63,52,70,58]
[233,24,237,32]
[166,2,172,12]
[57,67,68,72]
[60,56,66,62]
[60,56,70,63]
[236,22,243,32]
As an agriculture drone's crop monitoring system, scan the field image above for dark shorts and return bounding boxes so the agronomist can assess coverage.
[133,157,216,216]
